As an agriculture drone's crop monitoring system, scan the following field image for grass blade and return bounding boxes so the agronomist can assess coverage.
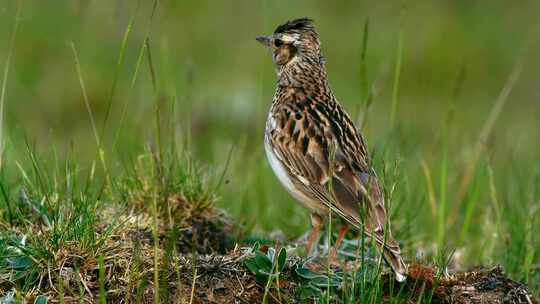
[389,6,405,126]
[449,60,522,224]
[70,42,111,191]
[100,5,139,141]
[0,0,22,167]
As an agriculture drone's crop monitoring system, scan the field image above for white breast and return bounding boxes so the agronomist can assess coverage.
[264,137,296,192]
[264,115,320,212]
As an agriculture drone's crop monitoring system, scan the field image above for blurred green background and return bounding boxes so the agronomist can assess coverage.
[0,0,539,286]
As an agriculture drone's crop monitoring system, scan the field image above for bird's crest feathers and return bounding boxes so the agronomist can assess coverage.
[274,18,315,34]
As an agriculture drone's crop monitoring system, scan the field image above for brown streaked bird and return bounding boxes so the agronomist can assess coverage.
[256,18,407,281]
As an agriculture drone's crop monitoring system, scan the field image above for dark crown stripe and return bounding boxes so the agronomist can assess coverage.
[274,17,314,34]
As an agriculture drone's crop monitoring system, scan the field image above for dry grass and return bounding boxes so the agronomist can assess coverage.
[4,207,537,303]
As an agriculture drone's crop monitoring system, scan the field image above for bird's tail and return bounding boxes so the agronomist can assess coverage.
[349,217,408,281]
[382,246,408,282]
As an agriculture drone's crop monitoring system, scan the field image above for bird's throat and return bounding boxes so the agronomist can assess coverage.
[277,56,331,98]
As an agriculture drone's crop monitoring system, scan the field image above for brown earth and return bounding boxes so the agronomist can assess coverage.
[3,204,537,303]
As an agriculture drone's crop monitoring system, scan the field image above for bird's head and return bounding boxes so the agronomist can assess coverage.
[256,18,322,68]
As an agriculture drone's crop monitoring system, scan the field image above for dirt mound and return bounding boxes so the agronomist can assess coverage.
[178,256,537,304]
[394,264,536,303]
[3,200,536,303]
[438,266,534,303]
[175,252,299,304]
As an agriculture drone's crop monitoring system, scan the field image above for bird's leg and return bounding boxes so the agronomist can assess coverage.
[306,214,323,256]
[329,223,349,264]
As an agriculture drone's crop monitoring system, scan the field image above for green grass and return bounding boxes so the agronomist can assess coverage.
[1,1,539,302]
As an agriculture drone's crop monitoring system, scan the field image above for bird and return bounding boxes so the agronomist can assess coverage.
[256,18,407,282]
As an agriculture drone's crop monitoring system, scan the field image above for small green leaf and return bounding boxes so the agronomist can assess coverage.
[296,267,322,279]
[244,259,259,274]
[254,251,272,272]
[7,256,32,270]
[267,247,275,261]
[34,295,48,304]
[277,248,287,272]
[310,276,341,288]
[255,273,268,284]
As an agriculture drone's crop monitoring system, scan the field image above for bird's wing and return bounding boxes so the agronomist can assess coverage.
[267,88,400,251]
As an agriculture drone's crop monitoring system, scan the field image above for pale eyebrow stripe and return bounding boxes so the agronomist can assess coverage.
[280,34,299,43]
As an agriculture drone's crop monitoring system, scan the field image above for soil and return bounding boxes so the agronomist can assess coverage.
[393,263,536,304]
[4,205,537,303]
[175,254,537,304]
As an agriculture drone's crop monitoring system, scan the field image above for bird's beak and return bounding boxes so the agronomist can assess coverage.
[256,35,272,47]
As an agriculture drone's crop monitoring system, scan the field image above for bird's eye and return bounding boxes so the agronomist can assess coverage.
[274,39,283,47]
